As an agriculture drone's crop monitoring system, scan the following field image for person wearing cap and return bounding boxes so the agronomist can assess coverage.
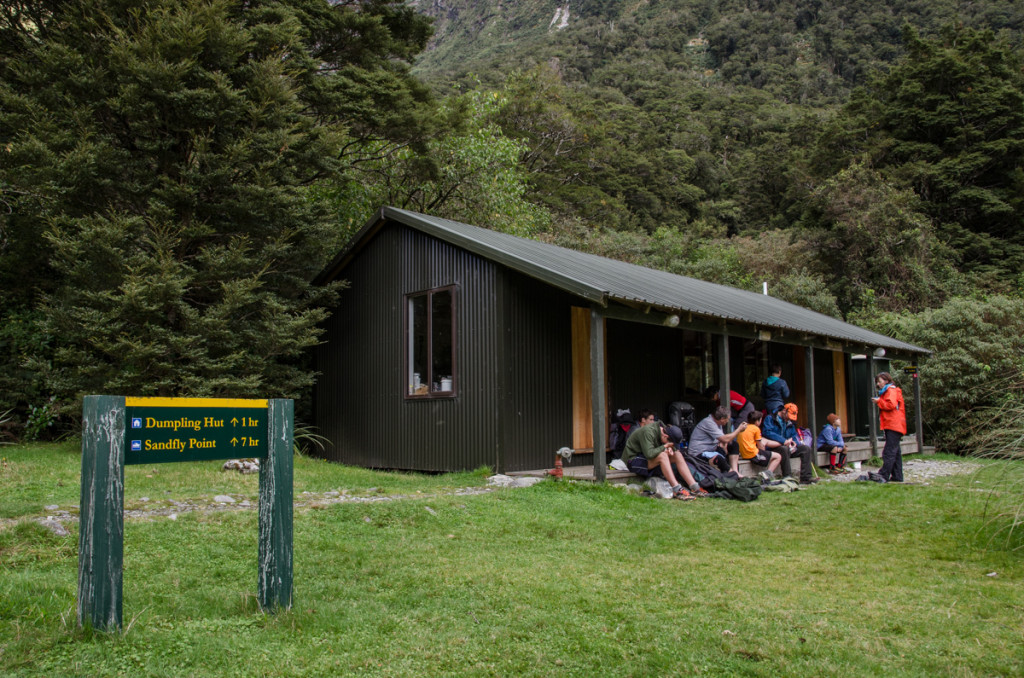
[688,406,748,473]
[620,420,706,499]
[703,386,756,430]
[816,413,847,474]
[761,403,819,484]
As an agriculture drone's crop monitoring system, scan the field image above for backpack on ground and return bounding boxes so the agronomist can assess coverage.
[685,454,740,492]
[608,408,636,460]
[711,476,763,502]
[763,477,800,492]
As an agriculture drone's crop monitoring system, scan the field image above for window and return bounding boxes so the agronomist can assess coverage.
[406,286,455,397]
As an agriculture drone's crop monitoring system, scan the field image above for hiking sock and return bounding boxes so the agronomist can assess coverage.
[830,452,837,467]
[689,483,701,493]
[838,452,847,468]
[671,484,683,495]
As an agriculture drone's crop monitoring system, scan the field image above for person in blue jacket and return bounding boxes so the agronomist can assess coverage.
[761,364,790,415]
[761,403,818,485]
[816,413,846,474]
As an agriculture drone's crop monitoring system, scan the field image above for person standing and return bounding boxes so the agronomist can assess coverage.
[761,365,790,415]
[872,372,906,483]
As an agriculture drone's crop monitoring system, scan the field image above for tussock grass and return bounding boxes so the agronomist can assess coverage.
[1,444,1022,676]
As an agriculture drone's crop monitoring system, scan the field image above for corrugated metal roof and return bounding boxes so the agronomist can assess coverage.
[320,206,929,355]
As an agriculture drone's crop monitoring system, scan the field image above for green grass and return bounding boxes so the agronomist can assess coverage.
[2,444,1023,676]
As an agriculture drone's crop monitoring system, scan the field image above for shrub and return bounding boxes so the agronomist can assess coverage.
[855,295,1024,452]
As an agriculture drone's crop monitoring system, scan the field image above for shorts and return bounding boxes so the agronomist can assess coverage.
[748,449,773,467]
[628,454,658,478]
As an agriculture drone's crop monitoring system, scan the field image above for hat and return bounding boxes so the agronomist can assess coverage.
[826,413,838,425]
[783,403,799,419]
[661,424,684,446]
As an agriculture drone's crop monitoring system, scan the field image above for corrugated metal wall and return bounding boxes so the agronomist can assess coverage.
[314,224,502,471]
[498,271,575,472]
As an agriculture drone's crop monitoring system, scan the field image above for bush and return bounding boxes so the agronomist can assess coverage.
[855,295,1024,452]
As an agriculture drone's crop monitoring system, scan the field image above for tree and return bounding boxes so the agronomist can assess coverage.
[325,87,550,240]
[823,25,1024,276]
[0,0,442,407]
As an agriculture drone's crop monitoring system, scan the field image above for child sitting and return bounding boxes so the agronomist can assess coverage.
[817,413,846,473]
[734,410,781,481]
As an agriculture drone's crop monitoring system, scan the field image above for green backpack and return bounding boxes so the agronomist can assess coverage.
[712,476,763,502]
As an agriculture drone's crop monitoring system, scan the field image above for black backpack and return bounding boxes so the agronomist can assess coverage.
[667,401,696,442]
[608,408,636,459]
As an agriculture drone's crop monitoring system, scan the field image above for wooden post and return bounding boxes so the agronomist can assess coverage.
[868,355,879,457]
[78,395,125,631]
[258,398,294,612]
[913,371,924,454]
[590,307,607,483]
[805,346,816,441]
[716,332,730,431]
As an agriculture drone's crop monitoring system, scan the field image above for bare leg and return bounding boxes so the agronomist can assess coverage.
[670,450,699,489]
[649,451,680,488]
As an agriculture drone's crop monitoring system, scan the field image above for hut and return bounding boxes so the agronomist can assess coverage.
[313,207,929,478]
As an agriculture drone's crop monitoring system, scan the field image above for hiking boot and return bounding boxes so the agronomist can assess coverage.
[693,486,710,497]
[674,488,695,500]
[758,471,774,483]
[799,477,820,485]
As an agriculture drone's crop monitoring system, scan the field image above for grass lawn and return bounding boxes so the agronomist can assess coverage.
[1,443,1023,677]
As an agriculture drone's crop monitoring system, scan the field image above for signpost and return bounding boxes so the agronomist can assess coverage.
[78,396,293,632]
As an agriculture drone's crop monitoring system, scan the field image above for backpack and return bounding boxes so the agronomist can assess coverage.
[608,408,636,459]
[712,476,763,502]
[667,401,696,443]
[685,454,740,492]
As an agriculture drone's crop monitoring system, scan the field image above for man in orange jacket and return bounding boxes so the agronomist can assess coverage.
[872,371,907,482]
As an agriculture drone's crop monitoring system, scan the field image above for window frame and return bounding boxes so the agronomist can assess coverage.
[404,285,457,400]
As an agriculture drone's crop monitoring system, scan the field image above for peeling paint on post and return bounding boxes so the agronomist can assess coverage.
[258,398,293,611]
[78,395,126,631]
[78,395,294,631]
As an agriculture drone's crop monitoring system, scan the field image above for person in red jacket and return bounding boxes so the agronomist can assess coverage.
[871,372,906,482]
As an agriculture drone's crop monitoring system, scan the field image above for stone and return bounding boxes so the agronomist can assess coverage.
[213,495,235,504]
[44,504,59,511]
[486,474,516,487]
[511,477,544,488]
[39,518,70,537]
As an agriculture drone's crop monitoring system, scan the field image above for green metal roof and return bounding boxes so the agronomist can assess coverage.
[319,206,930,356]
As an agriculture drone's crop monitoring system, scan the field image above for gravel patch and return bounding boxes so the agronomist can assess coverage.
[827,457,980,484]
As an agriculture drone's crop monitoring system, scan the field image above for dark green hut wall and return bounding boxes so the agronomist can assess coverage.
[314,224,578,472]
[314,224,502,471]
[498,271,575,472]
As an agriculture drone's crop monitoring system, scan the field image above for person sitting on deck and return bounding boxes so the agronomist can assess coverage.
[733,410,782,479]
[703,386,756,429]
[817,413,847,474]
[761,403,819,485]
[688,406,748,472]
[627,409,656,439]
[761,364,791,415]
[621,420,707,499]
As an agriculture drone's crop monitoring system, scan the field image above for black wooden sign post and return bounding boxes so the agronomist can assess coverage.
[78,396,293,631]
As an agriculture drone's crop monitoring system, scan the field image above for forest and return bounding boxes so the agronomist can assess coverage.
[1,0,1023,451]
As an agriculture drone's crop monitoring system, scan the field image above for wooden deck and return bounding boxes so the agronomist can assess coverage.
[509,437,934,483]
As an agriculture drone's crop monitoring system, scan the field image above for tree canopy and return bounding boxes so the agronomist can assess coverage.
[0,0,442,403]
